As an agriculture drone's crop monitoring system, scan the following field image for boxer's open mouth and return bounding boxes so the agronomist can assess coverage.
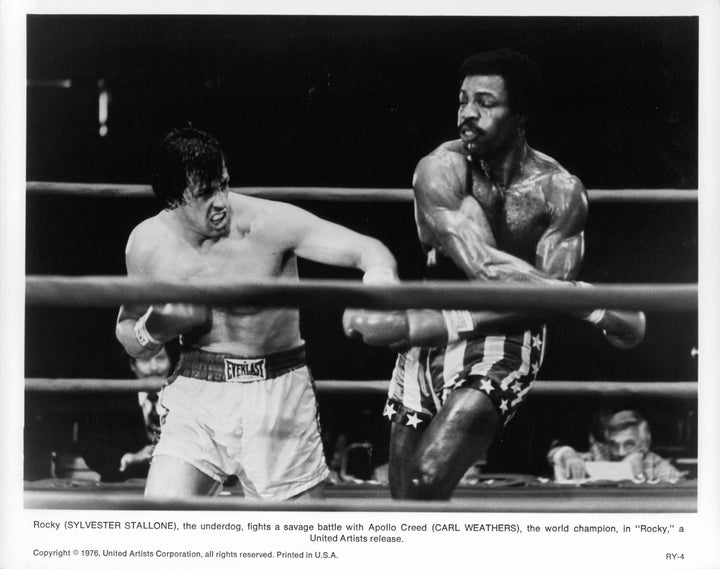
[459,125,481,141]
[210,211,227,226]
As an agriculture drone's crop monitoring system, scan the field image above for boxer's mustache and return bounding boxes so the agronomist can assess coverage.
[459,120,483,135]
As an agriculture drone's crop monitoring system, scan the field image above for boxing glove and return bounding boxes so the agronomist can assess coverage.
[574,282,646,349]
[343,308,476,350]
[342,310,409,347]
[597,309,646,349]
[134,303,210,348]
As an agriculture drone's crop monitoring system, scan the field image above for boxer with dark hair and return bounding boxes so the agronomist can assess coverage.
[344,49,645,499]
[116,126,398,500]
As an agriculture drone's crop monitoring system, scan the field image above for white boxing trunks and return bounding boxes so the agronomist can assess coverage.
[154,344,329,500]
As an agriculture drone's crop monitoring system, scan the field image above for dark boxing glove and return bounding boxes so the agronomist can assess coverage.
[574,282,646,349]
[343,308,476,350]
[342,310,410,347]
[596,309,646,349]
[134,303,210,350]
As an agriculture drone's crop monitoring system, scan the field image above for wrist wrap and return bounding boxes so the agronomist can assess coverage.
[363,267,398,284]
[573,281,606,325]
[441,310,475,343]
[582,308,606,326]
[134,308,162,348]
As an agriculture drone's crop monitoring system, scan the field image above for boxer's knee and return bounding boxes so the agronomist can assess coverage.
[407,458,455,500]
[144,455,219,498]
[392,446,461,500]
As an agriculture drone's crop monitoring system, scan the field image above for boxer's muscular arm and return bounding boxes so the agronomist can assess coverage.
[534,170,645,348]
[116,226,158,358]
[272,201,398,277]
[414,152,586,284]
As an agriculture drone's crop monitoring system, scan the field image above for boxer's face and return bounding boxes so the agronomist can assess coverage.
[606,426,642,460]
[458,74,522,159]
[131,347,171,379]
[178,165,231,238]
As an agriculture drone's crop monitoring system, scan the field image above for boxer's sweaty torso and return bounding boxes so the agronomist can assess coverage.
[417,140,572,271]
[141,194,303,356]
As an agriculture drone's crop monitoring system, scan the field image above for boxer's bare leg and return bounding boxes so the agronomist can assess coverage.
[145,455,220,498]
[389,388,501,500]
[388,422,423,498]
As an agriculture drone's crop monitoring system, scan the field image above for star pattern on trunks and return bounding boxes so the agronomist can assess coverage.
[383,401,397,419]
[406,413,423,429]
[388,326,545,431]
[532,334,543,350]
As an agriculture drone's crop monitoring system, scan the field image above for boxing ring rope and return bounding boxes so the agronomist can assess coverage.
[26,276,696,312]
[25,378,697,399]
[26,181,698,203]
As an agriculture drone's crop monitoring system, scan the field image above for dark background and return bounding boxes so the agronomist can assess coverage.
[25,15,698,479]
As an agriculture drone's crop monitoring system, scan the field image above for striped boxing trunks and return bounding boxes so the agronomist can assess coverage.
[386,325,547,432]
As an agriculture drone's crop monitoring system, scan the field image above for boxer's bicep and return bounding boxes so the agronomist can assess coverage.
[413,155,501,279]
[125,223,165,278]
[118,224,165,333]
[536,231,585,281]
[420,197,500,278]
[279,202,396,272]
[535,174,588,281]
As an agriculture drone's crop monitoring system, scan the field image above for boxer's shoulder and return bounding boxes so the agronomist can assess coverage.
[414,141,471,202]
[138,213,185,247]
[421,140,469,172]
[527,148,585,200]
[124,213,187,274]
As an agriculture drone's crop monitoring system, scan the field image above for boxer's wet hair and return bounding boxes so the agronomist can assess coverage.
[459,49,543,116]
[150,126,227,209]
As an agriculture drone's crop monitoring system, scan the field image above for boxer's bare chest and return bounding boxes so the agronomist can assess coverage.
[470,168,549,261]
[157,229,292,282]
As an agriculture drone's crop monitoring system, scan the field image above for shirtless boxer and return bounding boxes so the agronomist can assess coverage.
[344,49,646,499]
[116,126,397,501]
